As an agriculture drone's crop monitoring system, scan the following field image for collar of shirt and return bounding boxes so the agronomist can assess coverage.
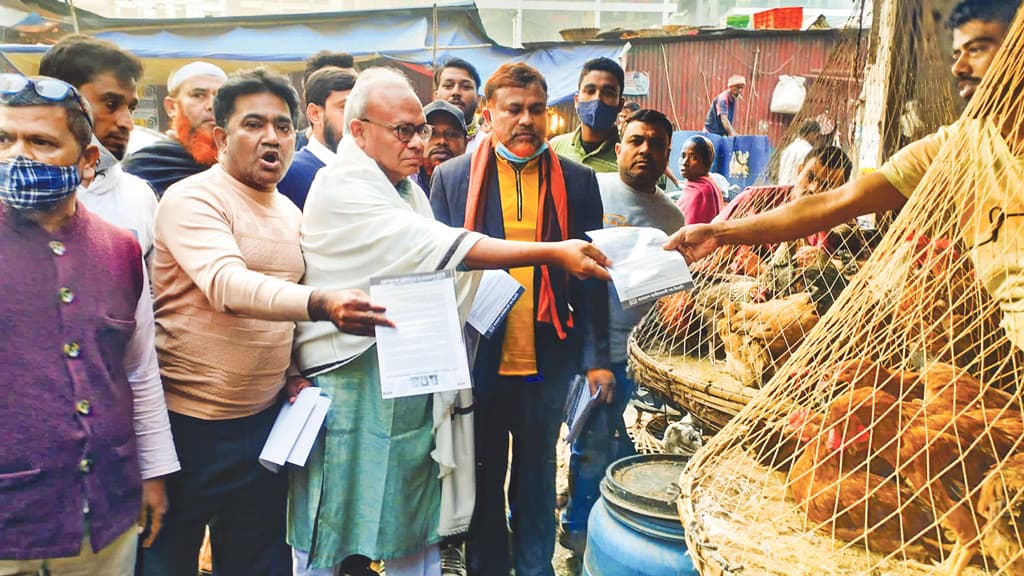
[570,127,618,171]
[307,135,337,166]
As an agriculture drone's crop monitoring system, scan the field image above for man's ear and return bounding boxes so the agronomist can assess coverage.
[163,96,177,120]
[78,144,100,187]
[614,142,622,160]
[348,118,366,147]
[306,102,322,127]
[213,125,228,151]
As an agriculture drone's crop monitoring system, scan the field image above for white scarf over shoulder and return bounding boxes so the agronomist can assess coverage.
[294,136,481,537]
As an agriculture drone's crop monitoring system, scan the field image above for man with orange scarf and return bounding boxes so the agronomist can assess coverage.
[123,62,226,198]
[430,63,613,576]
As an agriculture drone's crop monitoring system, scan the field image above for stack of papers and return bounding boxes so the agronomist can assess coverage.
[563,374,603,444]
[467,270,524,338]
[258,387,331,473]
[587,226,694,308]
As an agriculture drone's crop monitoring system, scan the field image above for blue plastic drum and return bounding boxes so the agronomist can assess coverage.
[582,454,698,576]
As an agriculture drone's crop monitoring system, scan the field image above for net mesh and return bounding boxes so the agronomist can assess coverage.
[631,3,1024,575]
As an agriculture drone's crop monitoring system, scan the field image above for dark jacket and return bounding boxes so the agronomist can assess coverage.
[122,138,208,199]
[430,151,610,401]
[277,147,327,210]
[0,202,144,559]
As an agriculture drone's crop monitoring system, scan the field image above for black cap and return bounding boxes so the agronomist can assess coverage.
[423,100,467,133]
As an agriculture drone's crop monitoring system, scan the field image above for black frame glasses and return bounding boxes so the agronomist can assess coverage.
[359,117,432,143]
[0,74,93,129]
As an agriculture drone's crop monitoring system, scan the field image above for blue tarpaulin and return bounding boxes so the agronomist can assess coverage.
[0,6,624,104]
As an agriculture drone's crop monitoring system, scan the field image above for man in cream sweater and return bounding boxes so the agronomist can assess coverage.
[142,68,390,576]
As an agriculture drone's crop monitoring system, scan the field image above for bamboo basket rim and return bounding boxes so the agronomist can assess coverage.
[628,333,758,432]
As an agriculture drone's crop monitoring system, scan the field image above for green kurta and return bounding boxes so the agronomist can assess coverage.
[287,349,440,568]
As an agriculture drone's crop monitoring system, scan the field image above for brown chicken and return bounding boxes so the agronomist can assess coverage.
[786,407,941,558]
[824,387,1018,574]
[823,358,923,401]
[719,294,819,386]
[977,453,1024,573]
[918,362,1016,416]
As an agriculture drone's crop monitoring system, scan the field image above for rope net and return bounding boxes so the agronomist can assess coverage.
[632,4,1024,575]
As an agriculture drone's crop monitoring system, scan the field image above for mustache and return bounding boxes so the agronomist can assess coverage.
[429,144,453,156]
[956,73,982,83]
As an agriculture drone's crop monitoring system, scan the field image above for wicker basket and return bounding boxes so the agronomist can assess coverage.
[628,334,756,432]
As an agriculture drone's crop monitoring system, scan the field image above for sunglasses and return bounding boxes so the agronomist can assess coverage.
[0,74,93,129]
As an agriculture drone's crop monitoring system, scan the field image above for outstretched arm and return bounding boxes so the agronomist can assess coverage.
[665,172,907,262]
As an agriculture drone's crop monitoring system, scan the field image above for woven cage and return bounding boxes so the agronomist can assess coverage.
[630,0,958,434]
[674,5,1024,575]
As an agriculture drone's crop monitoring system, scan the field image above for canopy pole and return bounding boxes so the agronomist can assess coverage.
[67,0,80,33]
[431,2,438,81]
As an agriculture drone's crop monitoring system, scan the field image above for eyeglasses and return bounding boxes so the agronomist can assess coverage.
[0,74,93,129]
[359,117,432,143]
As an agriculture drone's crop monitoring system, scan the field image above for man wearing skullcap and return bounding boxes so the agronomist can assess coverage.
[123,62,228,197]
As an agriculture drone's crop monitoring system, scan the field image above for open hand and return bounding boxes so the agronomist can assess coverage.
[663,224,719,264]
[310,289,394,337]
[557,239,611,281]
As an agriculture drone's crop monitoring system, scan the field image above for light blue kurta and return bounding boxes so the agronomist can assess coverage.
[287,348,440,568]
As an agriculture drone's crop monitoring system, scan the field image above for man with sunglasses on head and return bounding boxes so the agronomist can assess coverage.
[0,74,178,574]
[39,35,159,263]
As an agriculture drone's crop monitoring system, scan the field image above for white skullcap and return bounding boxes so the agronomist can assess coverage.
[167,62,227,94]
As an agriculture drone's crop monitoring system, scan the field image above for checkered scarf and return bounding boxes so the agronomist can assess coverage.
[0,156,81,211]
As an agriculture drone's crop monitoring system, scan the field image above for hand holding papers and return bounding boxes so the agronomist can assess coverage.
[588,226,694,308]
[259,387,331,472]
[371,270,473,399]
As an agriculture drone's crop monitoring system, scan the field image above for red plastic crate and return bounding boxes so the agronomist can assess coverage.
[753,7,803,30]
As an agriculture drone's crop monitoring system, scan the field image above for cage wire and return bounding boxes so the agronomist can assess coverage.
[657,4,1024,575]
[632,0,961,434]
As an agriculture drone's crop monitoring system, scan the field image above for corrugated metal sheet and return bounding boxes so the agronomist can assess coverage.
[624,30,839,146]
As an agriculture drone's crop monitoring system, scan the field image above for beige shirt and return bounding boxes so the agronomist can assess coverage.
[878,119,1024,350]
[152,165,314,420]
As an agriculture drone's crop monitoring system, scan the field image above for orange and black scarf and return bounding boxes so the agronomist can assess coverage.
[463,136,574,340]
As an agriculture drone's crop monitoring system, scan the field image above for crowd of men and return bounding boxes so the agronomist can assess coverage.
[1,0,1020,575]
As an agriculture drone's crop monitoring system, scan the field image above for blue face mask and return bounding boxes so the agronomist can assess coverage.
[495,140,549,164]
[576,99,619,131]
[0,156,81,211]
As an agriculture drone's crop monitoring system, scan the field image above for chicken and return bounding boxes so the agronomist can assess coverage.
[918,362,1016,416]
[824,387,1019,574]
[748,407,818,471]
[977,453,1024,573]
[787,406,942,559]
[729,245,765,277]
[822,358,923,401]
